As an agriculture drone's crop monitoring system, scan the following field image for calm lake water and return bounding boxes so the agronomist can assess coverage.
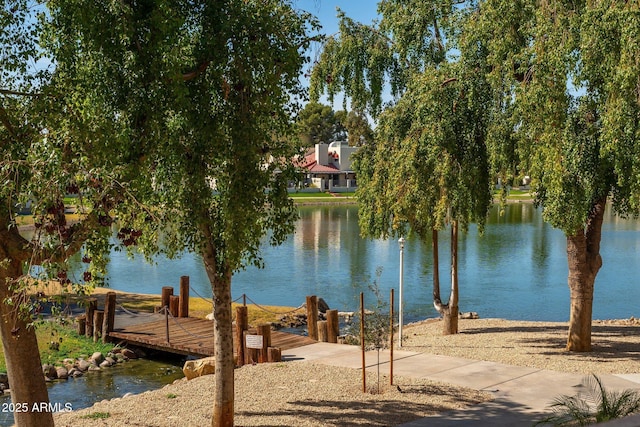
[0,357,184,427]
[84,203,640,324]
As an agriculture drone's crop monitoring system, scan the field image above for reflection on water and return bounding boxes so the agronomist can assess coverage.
[61,203,640,323]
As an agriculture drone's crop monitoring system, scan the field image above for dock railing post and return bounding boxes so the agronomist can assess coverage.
[179,276,189,318]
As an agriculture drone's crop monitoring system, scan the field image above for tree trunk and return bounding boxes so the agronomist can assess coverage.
[432,228,440,304]
[199,222,234,427]
[210,271,234,426]
[0,253,53,427]
[432,223,459,335]
[566,198,605,352]
[445,221,459,335]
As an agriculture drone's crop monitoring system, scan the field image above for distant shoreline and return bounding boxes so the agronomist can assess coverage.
[14,196,533,231]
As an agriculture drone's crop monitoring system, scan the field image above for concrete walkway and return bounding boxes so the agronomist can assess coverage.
[282,342,640,426]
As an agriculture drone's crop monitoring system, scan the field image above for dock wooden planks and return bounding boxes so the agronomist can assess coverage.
[108,317,316,358]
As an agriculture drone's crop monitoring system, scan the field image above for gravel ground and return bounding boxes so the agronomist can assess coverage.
[402,317,640,374]
[53,362,490,426]
[54,317,640,426]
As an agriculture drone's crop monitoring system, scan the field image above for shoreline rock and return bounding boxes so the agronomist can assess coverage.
[0,345,148,396]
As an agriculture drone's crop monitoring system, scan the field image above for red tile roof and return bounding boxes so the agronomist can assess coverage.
[307,162,339,173]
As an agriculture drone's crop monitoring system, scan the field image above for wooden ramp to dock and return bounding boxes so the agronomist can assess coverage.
[108,317,316,358]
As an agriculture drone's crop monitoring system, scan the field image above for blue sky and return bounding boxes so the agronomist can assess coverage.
[299,1,380,35]
[297,1,382,112]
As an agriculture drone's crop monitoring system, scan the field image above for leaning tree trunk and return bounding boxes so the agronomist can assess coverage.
[566,198,605,352]
[432,222,460,335]
[200,223,235,427]
[0,239,54,427]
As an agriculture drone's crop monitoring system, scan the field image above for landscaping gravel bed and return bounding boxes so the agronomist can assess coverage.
[54,318,640,426]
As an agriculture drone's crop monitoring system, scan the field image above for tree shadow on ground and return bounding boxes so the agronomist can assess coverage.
[457,324,640,362]
[236,394,542,426]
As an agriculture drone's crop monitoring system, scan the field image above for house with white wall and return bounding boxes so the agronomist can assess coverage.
[298,141,358,192]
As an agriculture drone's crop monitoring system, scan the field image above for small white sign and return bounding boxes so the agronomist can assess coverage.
[245,334,264,349]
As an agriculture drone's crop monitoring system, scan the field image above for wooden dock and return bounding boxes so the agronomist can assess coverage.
[108,316,316,358]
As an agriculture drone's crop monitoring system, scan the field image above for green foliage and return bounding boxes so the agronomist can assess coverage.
[536,374,640,426]
[1,0,116,315]
[0,319,114,372]
[312,2,493,241]
[472,1,640,233]
[337,109,373,146]
[44,0,319,278]
[40,4,319,423]
[294,101,345,146]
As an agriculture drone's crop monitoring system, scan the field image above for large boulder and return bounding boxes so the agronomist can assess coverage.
[0,373,8,387]
[42,364,57,379]
[76,359,91,372]
[55,366,69,380]
[68,367,83,378]
[183,357,216,380]
[90,352,105,365]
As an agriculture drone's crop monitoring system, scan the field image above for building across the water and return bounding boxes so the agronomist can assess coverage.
[298,141,358,192]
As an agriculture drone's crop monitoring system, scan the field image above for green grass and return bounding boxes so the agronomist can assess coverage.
[289,191,357,200]
[0,319,115,373]
[493,188,533,200]
[289,191,335,198]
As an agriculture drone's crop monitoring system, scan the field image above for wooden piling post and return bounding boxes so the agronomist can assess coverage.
[306,295,318,341]
[169,295,180,317]
[93,310,104,343]
[86,298,97,338]
[77,315,86,336]
[267,347,281,363]
[243,331,258,365]
[318,320,328,342]
[161,286,173,310]
[326,309,339,343]
[179,276,189,318]
[256,324,271,363]
[102,291,117,343]
[235,306,248,367]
